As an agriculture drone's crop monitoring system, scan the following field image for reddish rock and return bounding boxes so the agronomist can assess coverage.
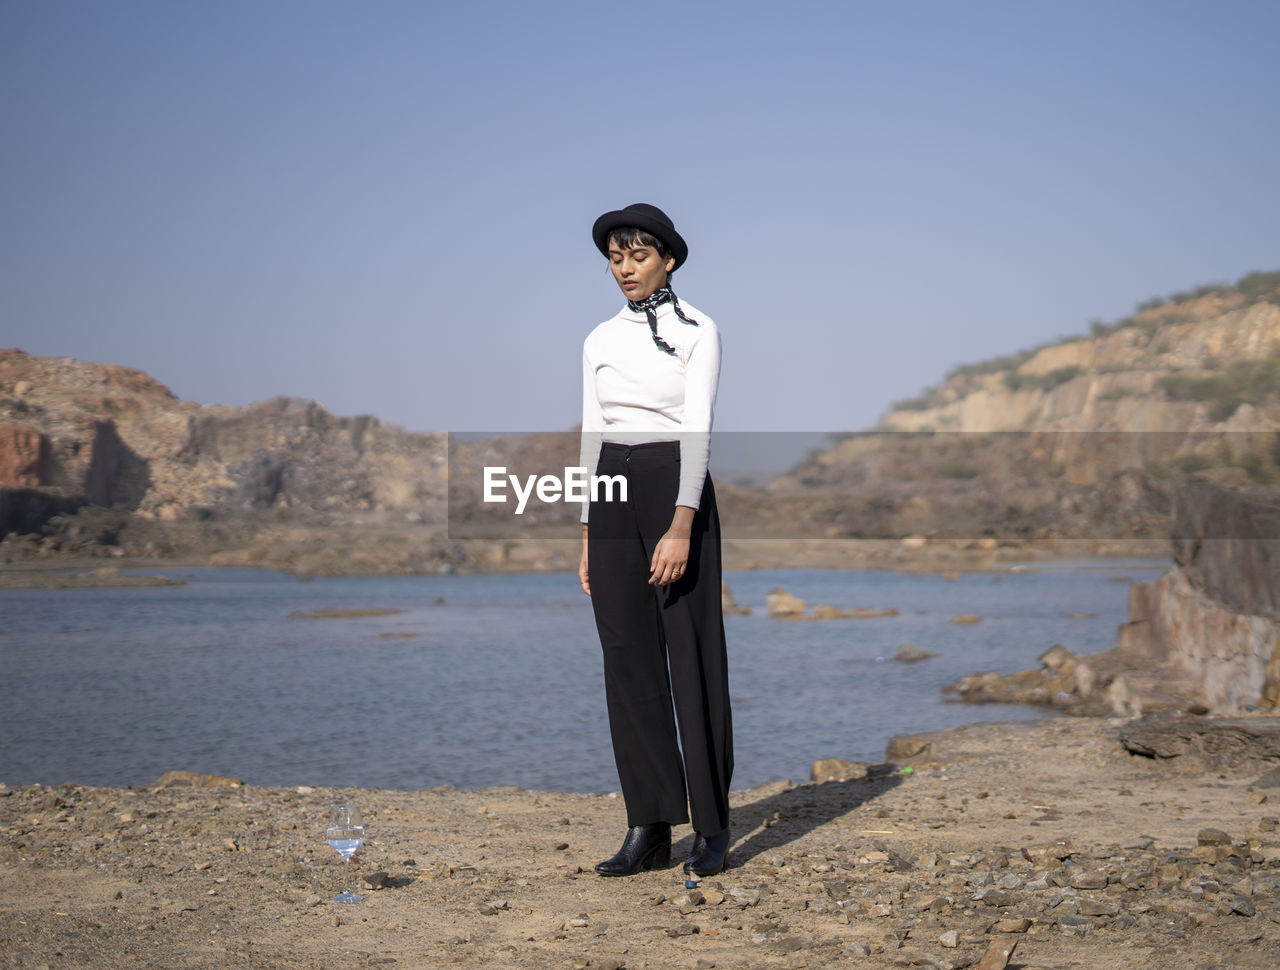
[974,938,1017,970]
[0,421,51,486]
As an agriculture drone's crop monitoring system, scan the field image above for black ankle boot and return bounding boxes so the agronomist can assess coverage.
[594,823,672,876]
[683,828,730,877]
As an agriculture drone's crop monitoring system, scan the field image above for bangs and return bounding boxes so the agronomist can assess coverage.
[606,227,668,256]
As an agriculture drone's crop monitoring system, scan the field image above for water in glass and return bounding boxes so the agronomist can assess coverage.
[326,802,365,903]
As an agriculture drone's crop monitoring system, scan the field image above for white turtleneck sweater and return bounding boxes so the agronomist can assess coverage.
[579,298,720,524]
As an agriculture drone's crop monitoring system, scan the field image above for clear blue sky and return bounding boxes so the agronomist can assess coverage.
[3,1,1277,436]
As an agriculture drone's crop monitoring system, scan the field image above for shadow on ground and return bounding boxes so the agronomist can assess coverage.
[692,769,905,871]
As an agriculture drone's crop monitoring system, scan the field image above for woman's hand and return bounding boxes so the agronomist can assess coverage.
[579,525,590,596]
[649,506,696,586]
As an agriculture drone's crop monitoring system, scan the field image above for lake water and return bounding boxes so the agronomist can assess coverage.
[0,562,1166,793]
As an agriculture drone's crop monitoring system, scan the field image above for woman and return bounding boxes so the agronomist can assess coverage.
[577,202,733,878]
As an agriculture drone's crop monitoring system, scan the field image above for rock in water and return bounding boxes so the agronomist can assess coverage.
[721,582,750,615]
[893,644,938,663]
[766,588,807,618]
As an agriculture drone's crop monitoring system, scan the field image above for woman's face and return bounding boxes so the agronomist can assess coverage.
[608,237,675,302]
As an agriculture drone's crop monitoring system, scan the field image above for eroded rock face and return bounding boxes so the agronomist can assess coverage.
[0,421,51,486]
[943,476,1280,717]
[0,349,450,536]
[1147,568,1280,713]
[880,300,1280,435]
[1132,477,1280,713]
[1171,476,1280,622]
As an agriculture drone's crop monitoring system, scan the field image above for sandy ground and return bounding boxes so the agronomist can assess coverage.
[3,716,1279,969]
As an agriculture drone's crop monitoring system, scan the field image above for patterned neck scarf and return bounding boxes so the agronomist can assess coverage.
[627,286,700,356]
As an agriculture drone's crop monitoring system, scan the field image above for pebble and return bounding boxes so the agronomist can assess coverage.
[972,888,1016,907]
[1068,870,1109,890]
[1059,915,1092,937]
[1196,828,1232,846]
[1232,896,1257,917]
[938,929,959,948]
[892,950,945,966]
[1079,898,1120,917]
[991,917,1031,933]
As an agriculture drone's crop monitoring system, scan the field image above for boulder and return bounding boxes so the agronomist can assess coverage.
[810,759,871,783]
[721,582,750,615]
[766,588,807,619]
[1119,714,1280,770]
[886,734,931,761]
[893,644,938,663]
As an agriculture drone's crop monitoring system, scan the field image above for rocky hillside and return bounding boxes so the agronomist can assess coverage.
[3,269,1277,573]
[881,270,1280,442]
[0,350,469,570]
[768,271,1280,542]
[0,350,450,520]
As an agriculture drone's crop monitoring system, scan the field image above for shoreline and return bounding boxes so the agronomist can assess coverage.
[0,539,1172,589]
[3,715,1277,968]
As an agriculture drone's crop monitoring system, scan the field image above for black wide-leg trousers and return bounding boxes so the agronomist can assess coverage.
[587,441,733,837]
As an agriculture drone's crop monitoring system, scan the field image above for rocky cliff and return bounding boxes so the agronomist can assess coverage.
[1131,476,1280,713]
[880,277,1280,439]
[0,349,464,571]
[0,350,451,521]
[937,474,1279,719]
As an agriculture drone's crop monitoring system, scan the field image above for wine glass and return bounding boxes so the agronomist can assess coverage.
[326,802,365,903]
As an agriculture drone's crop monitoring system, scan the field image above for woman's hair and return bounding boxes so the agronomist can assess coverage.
[606,227,676,276]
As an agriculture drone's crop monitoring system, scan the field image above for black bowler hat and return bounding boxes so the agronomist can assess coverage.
[592,203,688,271]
